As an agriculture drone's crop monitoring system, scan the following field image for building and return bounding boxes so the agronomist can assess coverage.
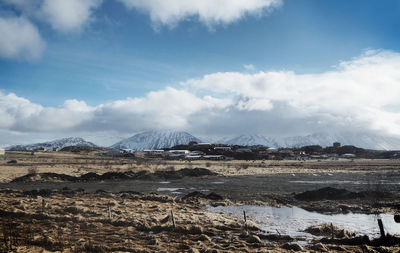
[341,153,356,159]
[185,155,202,160]
[0,149,4,156]
[164,150,190,158]
[214,146,231,151]
[333,142,341,148]
[143,149,164,157]
[203,155,225,160]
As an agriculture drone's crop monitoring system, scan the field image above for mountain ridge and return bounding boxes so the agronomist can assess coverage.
[110,130,202,150]
[6,137,96,151]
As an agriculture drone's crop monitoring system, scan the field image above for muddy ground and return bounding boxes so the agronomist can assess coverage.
[1,189,399,253]
[1,152,400,252]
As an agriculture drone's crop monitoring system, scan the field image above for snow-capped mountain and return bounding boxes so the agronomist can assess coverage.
[225,134,279,147]
[281,132,400,150]
[111,130,202,150]
[223,132,400,150]
[6,137,96,151]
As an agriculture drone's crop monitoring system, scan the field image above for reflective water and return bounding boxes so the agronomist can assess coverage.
[208,205,400,239]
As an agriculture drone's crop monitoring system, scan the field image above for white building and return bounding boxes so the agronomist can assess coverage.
[341,153,356,158]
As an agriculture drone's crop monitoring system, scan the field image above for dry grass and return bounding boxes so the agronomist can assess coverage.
[1,151,400,183]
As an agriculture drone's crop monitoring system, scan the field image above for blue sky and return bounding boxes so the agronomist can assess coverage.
[2,0,400,105]
[1,0,400,146]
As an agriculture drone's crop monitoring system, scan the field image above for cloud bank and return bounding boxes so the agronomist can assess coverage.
[118,0,282,27]
[1,50,400,145]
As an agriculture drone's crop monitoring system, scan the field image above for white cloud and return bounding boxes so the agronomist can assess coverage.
[40,0,102,33]
[118,0,282,27]
[1,50,400,145]
[3,0,102,33]
[183,50,400,136]
[0,16,45,60]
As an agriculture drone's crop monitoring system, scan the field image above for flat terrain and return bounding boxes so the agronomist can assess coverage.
[1,151,400,252]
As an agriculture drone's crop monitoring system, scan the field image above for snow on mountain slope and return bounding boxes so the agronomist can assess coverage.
[6,137,96,151]
[281,132,400,150]
[225,134,279,147]
[110,130,202,150]
[223,132,400,150]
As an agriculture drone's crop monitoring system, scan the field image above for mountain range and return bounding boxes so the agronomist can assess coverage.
[224,132,400,150]
[110,130,202,150]
[6,131,400,151]
[6,137,96,151]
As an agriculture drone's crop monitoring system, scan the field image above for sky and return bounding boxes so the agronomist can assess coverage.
[1,0,400,147]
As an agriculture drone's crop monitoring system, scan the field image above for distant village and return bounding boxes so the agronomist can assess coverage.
[102,141,400,160]
[3,141,400,160]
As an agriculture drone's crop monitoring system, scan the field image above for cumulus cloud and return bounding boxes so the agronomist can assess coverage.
[183,50,400,136]
[118,0,282,27]
[0,0,101,60]
[1,50,400,143]
[0,16,45,60]
[40,0,102,32]
[2,0,102,33]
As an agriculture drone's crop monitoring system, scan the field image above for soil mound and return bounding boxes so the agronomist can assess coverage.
[295,187,394,201]
[295,187,363,201]
[12,172,76,183]
[182,191,223,200]
[11,168,217,183]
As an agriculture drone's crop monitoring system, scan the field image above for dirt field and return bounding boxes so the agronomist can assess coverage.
[1,151,400,252]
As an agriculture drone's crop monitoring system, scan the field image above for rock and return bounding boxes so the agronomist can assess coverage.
[281,242,303,251]
[304,223,354,238]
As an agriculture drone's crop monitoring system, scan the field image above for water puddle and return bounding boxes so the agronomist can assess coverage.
[211,181,225,184]
[208,205,400,239]
[158,181,171,184]
[157,187,184,192]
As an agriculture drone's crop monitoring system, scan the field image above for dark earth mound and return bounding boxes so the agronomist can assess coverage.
[182,191,223,201]
[11,168,218,183]
[295,187,393,201]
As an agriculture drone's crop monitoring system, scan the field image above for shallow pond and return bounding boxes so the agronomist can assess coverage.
[208,205,400,239]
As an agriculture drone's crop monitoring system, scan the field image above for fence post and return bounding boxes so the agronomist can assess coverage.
[108,203,112,220]
[171,210,176,228]
[377,218,385,238]
[243,210,247,230]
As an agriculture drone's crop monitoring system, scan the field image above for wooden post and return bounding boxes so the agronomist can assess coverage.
[243,210,247,230]
[331,223,334,239]
[108,204,112,220]
[377,218,385,238]
[42,199,45,212]
[171,210,176,228]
